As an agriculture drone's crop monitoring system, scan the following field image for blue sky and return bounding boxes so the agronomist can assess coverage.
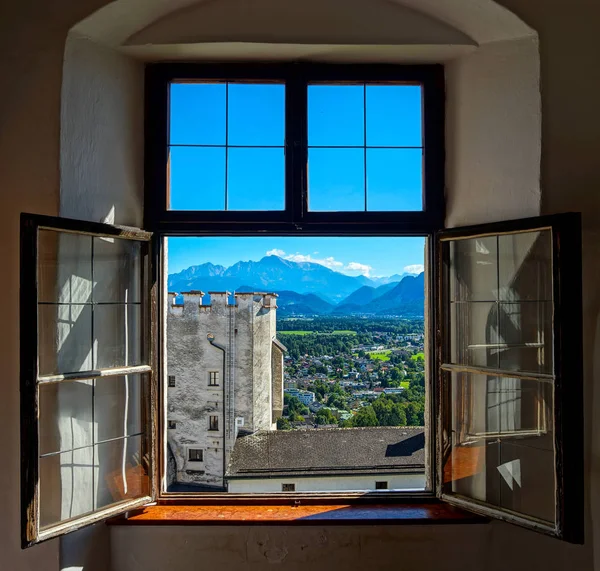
[168,82,425,277]
[167,236,426,278]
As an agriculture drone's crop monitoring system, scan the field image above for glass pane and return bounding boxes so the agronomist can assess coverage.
[450,301,499,368]
[169,83,226,145]
[38,230,92,305]
[94,375,145,443]
[444,371,555,525]
[39,304,93,375]
[93,237,141,303]
[498,302,553,374]
[228,83,285,146]
[366,85,422,147]
[499,231,553,302]
[227,148,285,210]
[366,148,422,211]
[308,85,364,146]
[95,435,149,510]
[39,447,94,529]
[168,146,226,210]
[308,148,365,211]
[449,237,498,302]
[39,380,94,455]
[93,304,143,369]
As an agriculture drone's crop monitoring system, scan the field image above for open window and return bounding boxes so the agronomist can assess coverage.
[436,213,583,543]
[20,214,157,547]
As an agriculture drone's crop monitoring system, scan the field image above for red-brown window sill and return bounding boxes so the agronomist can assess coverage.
[108,502,488,526]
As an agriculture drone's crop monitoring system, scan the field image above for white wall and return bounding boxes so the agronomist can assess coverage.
[228,473,426,493]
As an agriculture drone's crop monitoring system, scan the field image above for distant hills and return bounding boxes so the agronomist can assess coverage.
[168,255,424,316]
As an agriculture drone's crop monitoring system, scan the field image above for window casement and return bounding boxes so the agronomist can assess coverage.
[208,371,219,386]
[20,62,583,546]
[188,449,204,462]
[282,484,296,492]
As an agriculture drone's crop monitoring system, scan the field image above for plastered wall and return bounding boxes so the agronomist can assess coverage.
[0,1,599,570]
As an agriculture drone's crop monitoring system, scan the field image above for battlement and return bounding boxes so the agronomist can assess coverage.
[167,291,278,316]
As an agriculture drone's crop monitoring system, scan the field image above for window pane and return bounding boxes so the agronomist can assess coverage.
[308,148,365,211]
[227,148,285,210]
[39,447,94,529]
[39,304,93,375]
[449,237,498,302]
[38,230,92,305]
[450,301,499,368]
[445,371,555,524]
[366,85,422,147]
[93,237,142,304]
[95,435,149,510]
[93,304,143,369]
[498,302,553,374]
[169,83,226,145]
[228,83,285,146]
[39,380,94,455]
[94,374,145,443]
[366,148,422,211]
[168,146,226,210]
[499,231,553,302]
[308,85,364,146]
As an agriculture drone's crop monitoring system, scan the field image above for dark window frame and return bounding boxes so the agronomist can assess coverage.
[144,63,445,236]
[209,371,219,386]
[209,415,219,431]
[188,448,204,462]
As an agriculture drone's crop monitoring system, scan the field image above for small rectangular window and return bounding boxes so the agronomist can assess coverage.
[209,416,219,431]
[281,483,295,492]
[375,481,388,490]
[209,371,219,386]
[168,375,176,387]
[168,420,176,429]
[188,449,203,462]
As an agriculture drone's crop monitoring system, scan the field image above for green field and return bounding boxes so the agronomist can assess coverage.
[366,349,392,361]
[279,330,357,336]
[400,381,410,389]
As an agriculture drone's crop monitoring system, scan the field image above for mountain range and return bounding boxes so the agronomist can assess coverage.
[168,255,424,316]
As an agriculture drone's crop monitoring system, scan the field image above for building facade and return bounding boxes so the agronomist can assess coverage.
[166,290,284,490]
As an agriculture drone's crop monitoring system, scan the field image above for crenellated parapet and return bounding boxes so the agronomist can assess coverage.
[168,290,205,317]
[168,291,278,316]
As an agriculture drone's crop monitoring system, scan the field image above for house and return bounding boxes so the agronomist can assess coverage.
[226,427,426,492]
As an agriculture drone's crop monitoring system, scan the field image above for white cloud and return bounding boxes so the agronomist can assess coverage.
[344,262,373,277]
[266,248,286,257]
[403,264,424,275]
[266,249,343,270]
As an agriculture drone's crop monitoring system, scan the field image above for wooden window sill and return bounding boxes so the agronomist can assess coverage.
[108,502,487,526]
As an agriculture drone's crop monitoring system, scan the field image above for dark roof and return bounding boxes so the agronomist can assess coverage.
[226,427,425,479]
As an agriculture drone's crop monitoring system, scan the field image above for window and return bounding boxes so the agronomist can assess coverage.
[375,481,388,490]
[20,63,583,546]
[188,449,204,462]
[209,371,219,386]
[168,375,176,387]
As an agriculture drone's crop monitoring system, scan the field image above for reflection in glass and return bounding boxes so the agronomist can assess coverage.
[308,148,365,211]
[445,371,555,524]
[228,83,285,146]
[227,148,285,211]
[449,236,498,302]
[308,85,364,146]
[94,375,145,443]
[93,304,142,369]
[94,435,149,510]
[366,85,422,147]
[169,83,226,145]
[168,146,226,211]
[39,380,94,455]
[498,231,553,302]
[366,148,422,211]
[450,301,499,368]
[38,304,93,375]
[93,238,141,303]
[39,447,94,529]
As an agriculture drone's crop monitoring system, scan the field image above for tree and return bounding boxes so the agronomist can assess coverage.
[277,417,292,430]
[352,406,378,427]
[315,408,337,425]
[288,411,305,422]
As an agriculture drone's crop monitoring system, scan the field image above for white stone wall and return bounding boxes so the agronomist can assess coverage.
[167,292,279,488]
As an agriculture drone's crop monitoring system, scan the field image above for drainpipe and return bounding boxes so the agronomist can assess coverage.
[207,333,227,489]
